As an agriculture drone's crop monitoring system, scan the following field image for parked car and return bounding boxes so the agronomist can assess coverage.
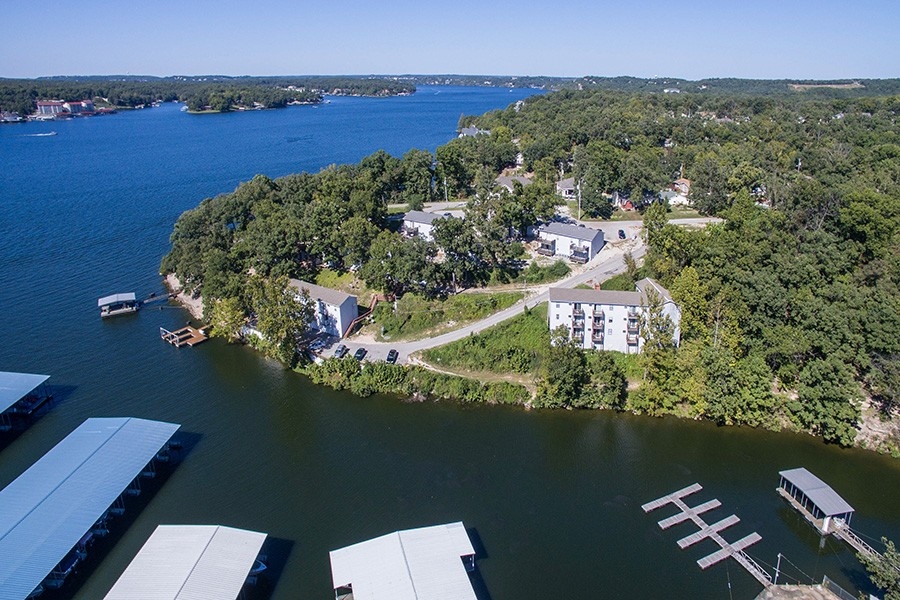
[334,344,349,358]
[353,348,368,361]
[386,349,399,364]
[618,229,627,239]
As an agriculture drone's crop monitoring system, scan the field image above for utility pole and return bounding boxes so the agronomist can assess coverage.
[773,553,782,585]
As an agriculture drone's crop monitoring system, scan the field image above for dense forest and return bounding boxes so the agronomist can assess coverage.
[161,85,899,447]
[0,76,415,115]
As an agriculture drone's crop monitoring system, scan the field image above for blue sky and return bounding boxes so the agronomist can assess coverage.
[2,0,897,79]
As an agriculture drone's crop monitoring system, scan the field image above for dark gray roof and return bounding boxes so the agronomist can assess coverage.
[403,210,442,225]
[0,372,50,413]
[549,288,643,306]
[289,280,356,308]
[779,468,854,516]
[0,417,180,599]
[539,222,604,243]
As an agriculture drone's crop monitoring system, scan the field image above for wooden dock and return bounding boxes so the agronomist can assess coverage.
[160,326,208,348]
[643,483,771,588]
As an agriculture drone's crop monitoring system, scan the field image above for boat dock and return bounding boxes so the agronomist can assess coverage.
[777,468,881,560]
[643,483,771,588]
[160,325,208,348]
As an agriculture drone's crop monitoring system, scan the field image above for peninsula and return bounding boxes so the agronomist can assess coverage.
[161,80,900,454]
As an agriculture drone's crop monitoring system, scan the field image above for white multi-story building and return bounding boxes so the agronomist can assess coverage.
[536,222,605,263]
[289,279,358,338]
[547,278,680,353]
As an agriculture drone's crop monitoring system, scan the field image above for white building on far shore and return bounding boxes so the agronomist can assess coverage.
[548,278,680,352]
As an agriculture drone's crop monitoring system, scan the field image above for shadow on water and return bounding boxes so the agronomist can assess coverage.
[245,537,295,600]
[0,384,77,452]
[35,431,201,600]
[466,527,494,600]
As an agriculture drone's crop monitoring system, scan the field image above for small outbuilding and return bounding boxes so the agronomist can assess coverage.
[329,521,477,600]
[778,468,854,534]
[401,210,445,242]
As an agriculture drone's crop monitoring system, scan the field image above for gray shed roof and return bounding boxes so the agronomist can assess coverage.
[779,468,854,516]
[289,279,356,308]
[403,210,442,226]
[549,288,644,306]
[104,525,267,600]
[0,371,49,413]
[98,292,136,307]
[330,522,476,600]
[0,417,180,600]
[539,222,604,244]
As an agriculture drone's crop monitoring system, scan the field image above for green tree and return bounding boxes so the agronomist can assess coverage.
[249,276,314,366]
[209,297,246,342]
[858,538,900,600]
[791,356,861,446]
[536,327,589,408]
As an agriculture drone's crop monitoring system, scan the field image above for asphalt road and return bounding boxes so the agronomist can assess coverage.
[326,214,721,365]
[334,239,647,364]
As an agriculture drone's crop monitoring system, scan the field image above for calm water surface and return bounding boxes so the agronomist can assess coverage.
[1,88,898,600]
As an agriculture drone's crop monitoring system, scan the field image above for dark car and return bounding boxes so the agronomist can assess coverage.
[353,348,368,361]
[334,344,349,358]
[386,349,399,364]
[618,229,627,239]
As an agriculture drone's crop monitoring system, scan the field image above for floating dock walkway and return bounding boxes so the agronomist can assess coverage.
[643,483,771,588]
[160,325,208,348]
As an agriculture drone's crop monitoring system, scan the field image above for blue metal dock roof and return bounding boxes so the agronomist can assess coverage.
[0,371,50,414]
[0,417,180,600]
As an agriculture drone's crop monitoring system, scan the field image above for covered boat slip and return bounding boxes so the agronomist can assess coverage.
[0,371,50,426]
[98,292,139,317]
[104,525,267,600]
[778,468,854,533]
[330,521,477,600]
[0,417,180,600]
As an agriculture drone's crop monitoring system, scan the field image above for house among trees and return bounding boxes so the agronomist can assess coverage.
[288,279,358,338]
[555,177,577,199]
[458,125,490,137]
[494,174,531,193]
[401,210,444,242]
[36,99,95,116]
[536,222,604,264]
[548,278,681,352]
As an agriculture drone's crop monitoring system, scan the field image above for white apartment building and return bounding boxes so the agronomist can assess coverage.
[537,222,605,263]
[289,279,358,338]
[547,278,680,352]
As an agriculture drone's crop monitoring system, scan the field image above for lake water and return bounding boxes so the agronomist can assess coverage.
[1,87,898,600]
